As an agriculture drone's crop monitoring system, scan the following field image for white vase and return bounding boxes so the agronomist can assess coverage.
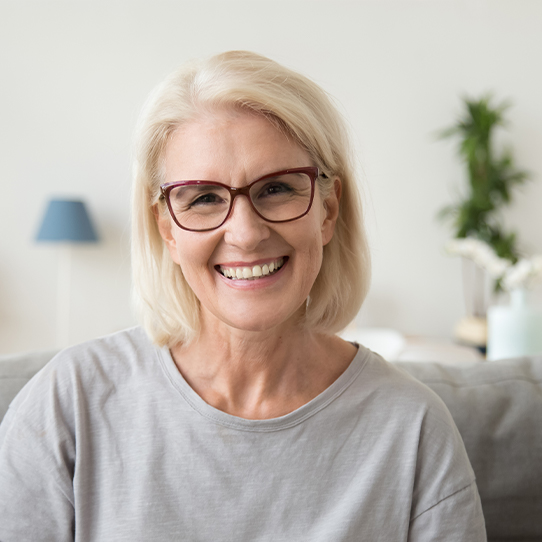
[487,288,542,360]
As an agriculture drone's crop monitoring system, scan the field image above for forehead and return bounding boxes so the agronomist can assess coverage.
[163,109,311,183]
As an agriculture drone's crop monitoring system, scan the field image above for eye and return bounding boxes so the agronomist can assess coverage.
[265,182,292,195]
[189,192,226,207]
[169,184,229,212]
[256,180,295,199]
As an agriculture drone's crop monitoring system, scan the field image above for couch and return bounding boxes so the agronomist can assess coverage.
[1,349,541,541]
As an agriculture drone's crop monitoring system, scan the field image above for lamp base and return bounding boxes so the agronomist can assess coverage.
[56,245,71,348]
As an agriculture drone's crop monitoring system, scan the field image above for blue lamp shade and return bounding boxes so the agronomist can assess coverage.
[36,199,99,243]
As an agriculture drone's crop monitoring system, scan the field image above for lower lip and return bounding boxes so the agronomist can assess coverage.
[216,259,288,290]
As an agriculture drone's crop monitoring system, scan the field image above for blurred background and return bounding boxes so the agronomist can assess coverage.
[1,0,541,354]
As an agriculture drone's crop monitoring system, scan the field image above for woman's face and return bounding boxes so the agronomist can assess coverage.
[157,109,340,335]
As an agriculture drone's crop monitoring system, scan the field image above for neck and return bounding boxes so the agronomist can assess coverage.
[169,317,357,420]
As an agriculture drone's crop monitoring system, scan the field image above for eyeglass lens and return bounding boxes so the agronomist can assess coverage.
[167,172,313,231]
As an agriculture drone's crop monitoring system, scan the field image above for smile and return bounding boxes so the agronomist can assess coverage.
[217,257,286,280]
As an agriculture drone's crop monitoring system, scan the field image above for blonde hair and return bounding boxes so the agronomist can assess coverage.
[132,51,371,347]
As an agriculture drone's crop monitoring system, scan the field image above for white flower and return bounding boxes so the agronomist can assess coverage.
[502,256,542,290]
[445,238,542,290]
[445,238,511,279]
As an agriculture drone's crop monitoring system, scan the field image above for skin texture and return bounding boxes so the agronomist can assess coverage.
[156,108,357,419]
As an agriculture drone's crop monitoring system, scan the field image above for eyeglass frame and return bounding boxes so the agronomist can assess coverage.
[159,166,323,232]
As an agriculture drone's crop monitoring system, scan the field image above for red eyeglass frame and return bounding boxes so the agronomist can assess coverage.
[159,166,321,232]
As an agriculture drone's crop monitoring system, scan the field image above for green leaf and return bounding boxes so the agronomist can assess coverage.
[436,92,531,289]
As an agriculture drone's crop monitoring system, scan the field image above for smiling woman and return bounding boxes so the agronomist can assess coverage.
[0,51,486,541]
[133,51,370,348]
[153,109,342,355]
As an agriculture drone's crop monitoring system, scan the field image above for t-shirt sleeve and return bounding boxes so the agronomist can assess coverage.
[404,381,487,542]
[0,363,76,542]
[408,482,486,541]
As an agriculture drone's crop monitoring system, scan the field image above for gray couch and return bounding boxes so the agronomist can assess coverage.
[1,349,541,541]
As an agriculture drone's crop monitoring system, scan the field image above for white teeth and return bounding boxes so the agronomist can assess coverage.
[220,258,285,280]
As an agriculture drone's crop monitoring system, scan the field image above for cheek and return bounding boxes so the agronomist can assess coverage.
[309,236,324,276]
[172,232,217,282]
[296,223,325,283]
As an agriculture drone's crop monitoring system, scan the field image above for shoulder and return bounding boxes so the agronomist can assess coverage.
[5,327,160,422]
[346,347,478,509]
[43,325,152,372]
[0,330,157,541]
[351,346,457,425]
[351,346,469,452]
[55,325,157,372]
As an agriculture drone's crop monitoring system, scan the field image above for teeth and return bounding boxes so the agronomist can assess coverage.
[220,257,284,280]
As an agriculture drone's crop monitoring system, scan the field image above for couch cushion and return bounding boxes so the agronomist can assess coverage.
[0,349,58,422]
[396,357,542,541]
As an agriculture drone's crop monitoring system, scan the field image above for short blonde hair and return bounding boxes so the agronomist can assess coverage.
[132,51,371,347]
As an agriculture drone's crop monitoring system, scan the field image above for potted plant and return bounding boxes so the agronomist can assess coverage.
[438,94,530,348]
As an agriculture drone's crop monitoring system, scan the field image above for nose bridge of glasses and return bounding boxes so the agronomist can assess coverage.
[229,185,257,210]
[229,184,252,199]
[226,185,264,223]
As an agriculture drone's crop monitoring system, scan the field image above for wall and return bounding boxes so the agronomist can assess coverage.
[1,0,541,353]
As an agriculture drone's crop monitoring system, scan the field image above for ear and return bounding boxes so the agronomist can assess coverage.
[321,177,341,246]
[154,205,182,265]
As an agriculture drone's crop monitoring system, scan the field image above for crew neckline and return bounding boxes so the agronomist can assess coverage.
[157,343,370,432]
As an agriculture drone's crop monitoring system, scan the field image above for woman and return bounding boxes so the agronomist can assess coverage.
[0,51,486,540]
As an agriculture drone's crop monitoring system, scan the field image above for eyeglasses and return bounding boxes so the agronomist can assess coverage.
[159,166,320,232]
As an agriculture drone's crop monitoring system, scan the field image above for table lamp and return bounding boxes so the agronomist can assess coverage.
[36,199,99,347]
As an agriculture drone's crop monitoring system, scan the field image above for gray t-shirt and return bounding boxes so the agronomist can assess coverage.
[0,327,486,541]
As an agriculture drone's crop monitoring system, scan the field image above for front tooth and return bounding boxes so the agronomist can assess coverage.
[224,261,283,280]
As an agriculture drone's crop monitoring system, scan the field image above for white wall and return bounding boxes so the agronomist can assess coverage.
[1,0,541,353]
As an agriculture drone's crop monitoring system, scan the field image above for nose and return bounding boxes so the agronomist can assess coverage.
[222,193,270,250]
